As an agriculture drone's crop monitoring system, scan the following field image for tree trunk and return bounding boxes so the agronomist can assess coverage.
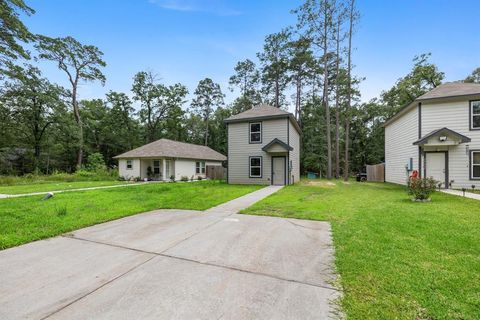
[344,0,355,181]
[72,83,83,169]
[323,9,332,180]
[296,76,302,124]
[275,77,280,108]
[204,115,209,146]
[335,19,341,179]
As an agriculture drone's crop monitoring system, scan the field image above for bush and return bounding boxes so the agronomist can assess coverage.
[170,175,176,182]
[197,176,203,181]
[86,153,106,172]
[180,176,189,182]
[407,177,437,201]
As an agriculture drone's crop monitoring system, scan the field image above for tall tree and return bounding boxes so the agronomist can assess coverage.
[190,78,225,145]
[333,4,346,178]
[229,59,261,112]
[464,67,480,83]
[381,53,444,117]
[36,36,106,168]
[257,30,291,108]
[105,91,138,151]
[1,64,65,172]
[132,71,188,143]
[287,36,315,124]
[343,0,359,181]
[0,0,35,67]
[295,0,336,179]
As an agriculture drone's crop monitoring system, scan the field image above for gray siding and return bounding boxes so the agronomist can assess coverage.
[289,120,301,184]
[385,105,419,185]
[228,118,293,185]
[421,99,480,188]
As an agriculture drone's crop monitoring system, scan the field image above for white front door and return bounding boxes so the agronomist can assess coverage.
[272,157,286,185]
[425,153,446,187]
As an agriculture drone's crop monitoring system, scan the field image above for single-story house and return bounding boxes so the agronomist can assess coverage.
[224,104,301,185]
[384,82,480,189]
[114,138,226,181]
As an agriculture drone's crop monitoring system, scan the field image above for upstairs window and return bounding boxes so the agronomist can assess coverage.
[249,122,262,143]
[126,160,133,170]
[196,161,205,174]
[249,156,262,178]
[471,100,480,129]
[471,151,480,179]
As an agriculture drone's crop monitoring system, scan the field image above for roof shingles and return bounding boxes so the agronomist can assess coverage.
[114,139,226,161]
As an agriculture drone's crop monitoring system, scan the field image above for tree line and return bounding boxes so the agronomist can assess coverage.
[0,0,478,177]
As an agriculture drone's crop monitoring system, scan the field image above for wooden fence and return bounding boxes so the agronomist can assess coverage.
[366,163,385,182]
[206,165,226,180]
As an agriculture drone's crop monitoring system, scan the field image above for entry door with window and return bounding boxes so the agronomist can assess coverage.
[425,153,446,187]
[272,157,286,186]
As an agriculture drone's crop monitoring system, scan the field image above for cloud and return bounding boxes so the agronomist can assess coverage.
[148,0,242,16]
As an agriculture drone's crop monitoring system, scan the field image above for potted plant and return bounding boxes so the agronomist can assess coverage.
[407,176,437,202]
[147,166,153,181]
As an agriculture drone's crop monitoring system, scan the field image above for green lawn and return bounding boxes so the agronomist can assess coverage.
[0,181,261,250]
[242,180,480,320]
[0,180,129,194]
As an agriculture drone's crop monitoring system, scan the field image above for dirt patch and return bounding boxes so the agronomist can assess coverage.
[304,181,337,187]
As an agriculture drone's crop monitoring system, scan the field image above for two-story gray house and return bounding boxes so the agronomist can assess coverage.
[225,104,301,185]
[384,82,480,189]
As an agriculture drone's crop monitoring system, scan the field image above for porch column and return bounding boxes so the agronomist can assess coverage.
[162,158,167,181]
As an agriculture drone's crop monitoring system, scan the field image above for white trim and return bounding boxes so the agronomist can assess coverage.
[471,100,480,129]
[249,122,262,143]
[471,150,480,179]
[249,156,262,178]
[126,160,133,170]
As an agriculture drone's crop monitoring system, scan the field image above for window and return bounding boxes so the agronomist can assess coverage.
[471,151,480,179]
[153,160,161,175]
[249,156,262,178]
[249,122,262,143]
[126,160,133,170]
[471,100,480,129]
[196,161,205,174]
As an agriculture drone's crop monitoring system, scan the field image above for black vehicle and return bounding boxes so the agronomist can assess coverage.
[356,172,367,182]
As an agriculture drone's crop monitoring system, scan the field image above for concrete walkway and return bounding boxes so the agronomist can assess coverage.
[0,185,340,320]
[441,188,480,200]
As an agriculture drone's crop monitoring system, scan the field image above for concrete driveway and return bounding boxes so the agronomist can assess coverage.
[0,186,340,320]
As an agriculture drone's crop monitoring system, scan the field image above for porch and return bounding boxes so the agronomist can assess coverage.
[139,158,174,181]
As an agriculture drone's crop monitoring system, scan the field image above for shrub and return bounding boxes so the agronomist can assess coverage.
[408,177,437,201]
[170,175,176,182]
[180,176,189,182]
[197,176,203,181]
[86,153,106,172]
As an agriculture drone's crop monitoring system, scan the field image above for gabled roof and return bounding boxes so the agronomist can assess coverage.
[384,82,480,127]
[413,127,471,145]
[225,104,301,133]
[261,138,293,152]
[417,82,480,100]
[113,138,226,161]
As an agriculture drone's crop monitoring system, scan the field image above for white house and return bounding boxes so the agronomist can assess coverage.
[224,104,301,185]
[114,138,226,181]
[384,82,480,189]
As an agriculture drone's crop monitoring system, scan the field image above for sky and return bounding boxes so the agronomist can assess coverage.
[25,0,480,113]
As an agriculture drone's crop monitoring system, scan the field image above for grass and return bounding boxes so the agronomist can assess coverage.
[0,180,262,250]
[0,180,129,194]
[242,180,480,320]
